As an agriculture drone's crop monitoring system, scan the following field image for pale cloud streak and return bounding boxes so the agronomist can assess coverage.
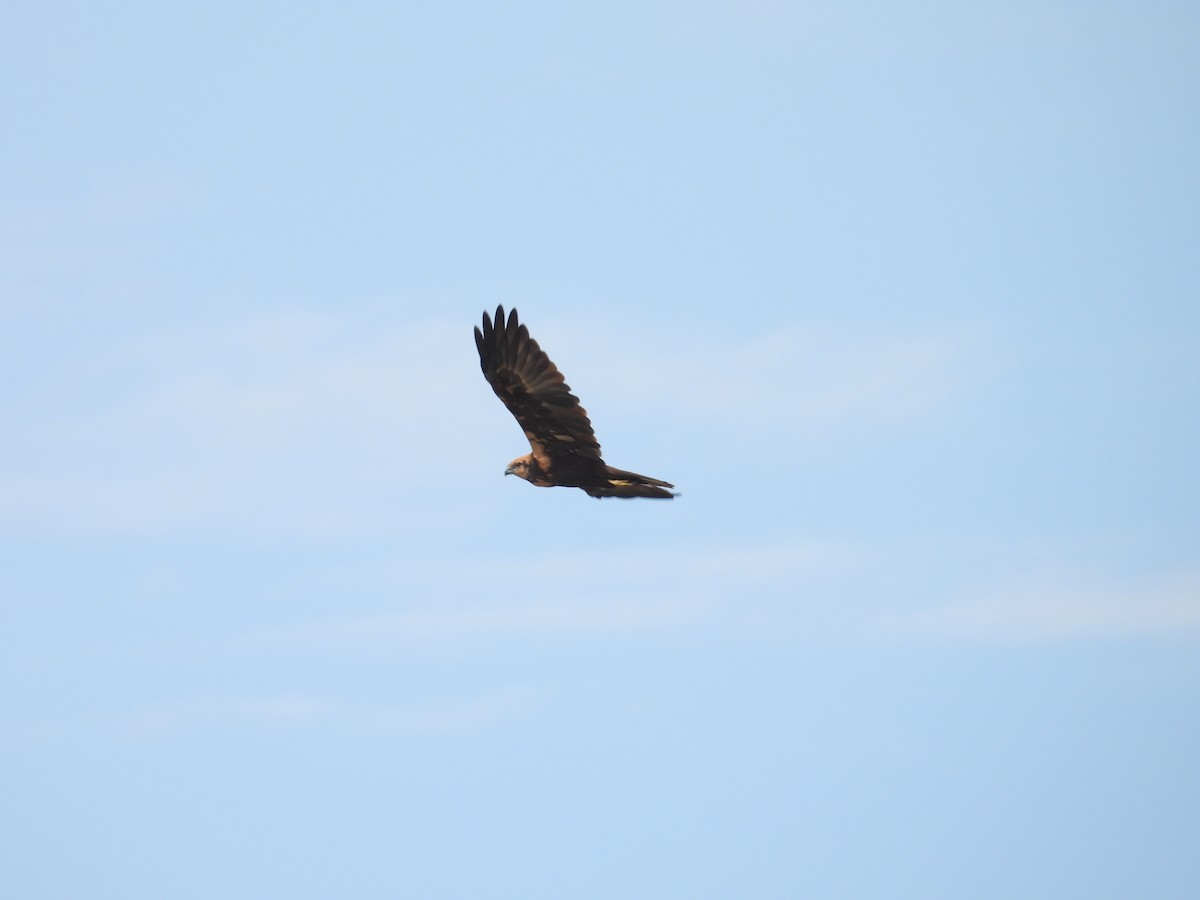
[230,594,713,657]
[7,688,536,748]
[880,569,1200,641]
[118,687,534,740]
[1,309,489,535]
[210,537,853,658]
[369,537,852,591]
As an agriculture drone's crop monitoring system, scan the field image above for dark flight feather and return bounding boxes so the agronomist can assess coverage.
[474,305,676,499]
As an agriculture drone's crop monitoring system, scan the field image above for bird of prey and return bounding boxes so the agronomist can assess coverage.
[474,305,676,499]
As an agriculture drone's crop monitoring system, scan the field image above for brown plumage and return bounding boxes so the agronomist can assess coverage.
[474,305,676,499]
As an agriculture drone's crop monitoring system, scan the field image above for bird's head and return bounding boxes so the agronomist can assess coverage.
[504,456,533,481]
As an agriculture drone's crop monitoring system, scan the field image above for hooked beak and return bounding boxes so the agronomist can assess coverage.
[504,465,514,476]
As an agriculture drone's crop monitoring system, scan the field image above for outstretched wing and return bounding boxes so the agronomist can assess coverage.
[474,305,603,469]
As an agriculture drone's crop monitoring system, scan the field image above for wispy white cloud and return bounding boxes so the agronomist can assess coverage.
[232,594,711,657]
[127,693,335,734]
[212,537,851,657]
[6,688,536,748]
[115,688,534,740]
[1,309,490,535]
[880,569,1200,641]
[369,537,852,591]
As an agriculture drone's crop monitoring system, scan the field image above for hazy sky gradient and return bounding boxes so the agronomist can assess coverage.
[3,2,1199,897]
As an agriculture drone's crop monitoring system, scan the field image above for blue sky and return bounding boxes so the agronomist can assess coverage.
[3,1,1199,897]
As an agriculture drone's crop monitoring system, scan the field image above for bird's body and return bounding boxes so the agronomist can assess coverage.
[474,306,676,499]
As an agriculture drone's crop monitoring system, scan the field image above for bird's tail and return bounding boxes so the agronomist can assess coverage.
[587,467,678,499]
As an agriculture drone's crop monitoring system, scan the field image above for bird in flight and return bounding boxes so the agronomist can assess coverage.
[474,305,677,499]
